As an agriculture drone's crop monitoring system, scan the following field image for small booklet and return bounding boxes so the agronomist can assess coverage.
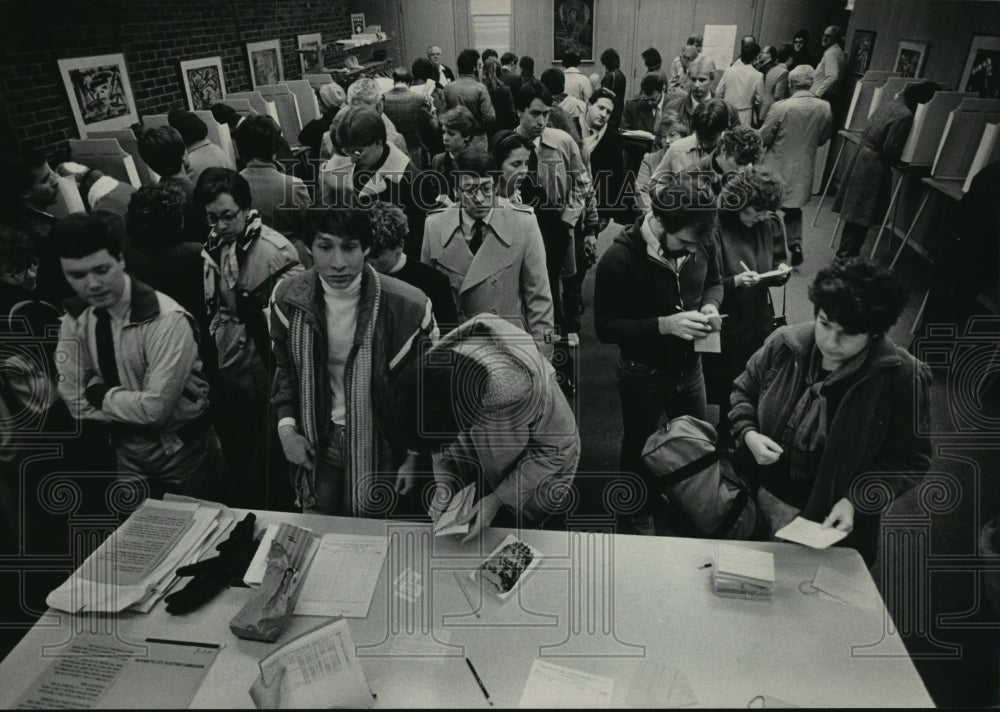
[471,534,542,600]
[433,482,477,537]
[258,618,374,709]
[775,516,848,549]
[713,544,774,600]
[757,263,791,279]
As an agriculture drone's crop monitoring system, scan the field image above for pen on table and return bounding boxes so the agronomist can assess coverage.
[454,571,480,618]
[699,563,712,569]
[466,657,493,706]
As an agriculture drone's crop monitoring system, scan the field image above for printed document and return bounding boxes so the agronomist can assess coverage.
[518,659,614,708]
[294,533,388,617]
[775,517,848,549]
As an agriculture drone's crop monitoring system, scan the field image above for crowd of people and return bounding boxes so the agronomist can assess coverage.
[1,30,937,567]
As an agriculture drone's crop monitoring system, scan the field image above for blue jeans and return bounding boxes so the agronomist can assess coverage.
[305,421,346,515]
[616,356,707,516]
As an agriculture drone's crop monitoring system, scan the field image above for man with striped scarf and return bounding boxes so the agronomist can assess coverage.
[271,208,437,515]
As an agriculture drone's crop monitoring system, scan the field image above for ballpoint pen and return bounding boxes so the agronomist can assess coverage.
[466,657,493,705]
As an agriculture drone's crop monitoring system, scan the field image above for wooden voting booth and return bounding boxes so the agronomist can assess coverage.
[88,129,157,187]
[286,79,320,125]
[303,72,334,90]
[256,84,304,148]
[144,110,237,169]
[68,138,143,188]
[227,91,280,124]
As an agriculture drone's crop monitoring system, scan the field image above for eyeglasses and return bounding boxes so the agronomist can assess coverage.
[205,210,243,226]
[340,145,372,159]
[457,181,495,198]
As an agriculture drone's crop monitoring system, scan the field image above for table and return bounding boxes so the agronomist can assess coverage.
[0,510,934,708]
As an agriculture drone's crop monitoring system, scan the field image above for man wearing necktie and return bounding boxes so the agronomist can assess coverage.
[53,214,225,500]
[421,147,555,358]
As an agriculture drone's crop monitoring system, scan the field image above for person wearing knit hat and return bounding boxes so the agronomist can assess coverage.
[300,83,346,161]
[168,109,234,183]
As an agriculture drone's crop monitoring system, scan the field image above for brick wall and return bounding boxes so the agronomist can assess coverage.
[1,0,355,156]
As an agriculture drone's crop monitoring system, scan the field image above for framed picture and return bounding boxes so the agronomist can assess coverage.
[894,40,928,79]
[57,53,138,137]
[179,56,226,110]
[960,35,1000,99]
[848,29,876,75]
[553,0,595,63]
[297,32,323,75]
[246,39,283,88]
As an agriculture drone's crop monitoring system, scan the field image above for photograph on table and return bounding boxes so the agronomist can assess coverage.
[472,534,542,599]
[554,0,595,62]
[298,32,324,75]
[894,40,929,79]
[848,29,877,75]
[247,39,284,88]
[180,56,226,110]
[57,53,138,137]
[960,35,1000,99]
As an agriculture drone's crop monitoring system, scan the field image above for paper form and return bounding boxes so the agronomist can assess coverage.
[693,330,721,353]
[91,501,195,585]
[12,634,220,709]
[260,619,373,709]
[625,659,697,708]
[294,533,388,617]
[775,517,848,549]
[518,660,615,708]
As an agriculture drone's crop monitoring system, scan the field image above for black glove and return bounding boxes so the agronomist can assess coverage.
[165,513,258,614]
[85,382,110,409]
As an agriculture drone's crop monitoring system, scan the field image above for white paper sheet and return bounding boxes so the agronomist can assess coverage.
[294,533,388,617]
[702,25,738,73]
[812,564,879,610]
[519,660,615,708]
[626,660,697,708]
[775,516,848,549]
[13,633,220,709]
[260,619,373,709]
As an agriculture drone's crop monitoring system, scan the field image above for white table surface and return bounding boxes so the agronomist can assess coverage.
[0,509,934,708]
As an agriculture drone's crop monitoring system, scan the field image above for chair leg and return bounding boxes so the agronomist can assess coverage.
[812,141,847,226]
[890,192,931,271]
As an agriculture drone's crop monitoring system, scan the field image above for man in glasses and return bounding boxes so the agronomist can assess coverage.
[421,147,554,357]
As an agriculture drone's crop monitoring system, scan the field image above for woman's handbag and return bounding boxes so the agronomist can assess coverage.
[642,416,759,539]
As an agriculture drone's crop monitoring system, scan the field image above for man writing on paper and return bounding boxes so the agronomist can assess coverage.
[393,314,580,542]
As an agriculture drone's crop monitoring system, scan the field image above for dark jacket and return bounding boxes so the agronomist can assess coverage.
[388,255,459,331]
[729,322,932,524]
[299,107,340,160]
[600,69,627,128]
[594,217,723,374]
[487,84,518,136]
[585,124,626,222]
[503,70,535,99]
[382,87,439,168]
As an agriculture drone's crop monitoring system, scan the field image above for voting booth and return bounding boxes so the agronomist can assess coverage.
[144,110,237,169]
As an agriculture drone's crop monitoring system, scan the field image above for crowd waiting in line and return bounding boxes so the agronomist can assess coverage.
[1,29,939,567]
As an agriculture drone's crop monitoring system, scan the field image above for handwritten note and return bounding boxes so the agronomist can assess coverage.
[519,660,614,708]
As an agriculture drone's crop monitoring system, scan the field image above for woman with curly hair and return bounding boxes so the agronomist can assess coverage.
[729,257,931,564]
[702,168,789,441]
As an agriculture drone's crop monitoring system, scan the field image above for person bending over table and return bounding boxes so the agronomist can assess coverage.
[393,314,580,541]
[729,258,932,564]
[271,208,438,516]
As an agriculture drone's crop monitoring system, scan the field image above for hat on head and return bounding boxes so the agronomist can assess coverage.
[318,82,346,112]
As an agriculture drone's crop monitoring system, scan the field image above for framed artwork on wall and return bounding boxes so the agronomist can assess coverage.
[298,33,324,75]
[246,39,284,88]
[848,29,876,76]
[961,35,1000,99]
[894,40,928,79]
[57,53,138,138]
[179,56,226,110]
[554,0,595,63]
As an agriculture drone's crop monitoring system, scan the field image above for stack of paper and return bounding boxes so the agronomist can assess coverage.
[45,498,233,614]
[434,482,476,537]
[713,544,774,600]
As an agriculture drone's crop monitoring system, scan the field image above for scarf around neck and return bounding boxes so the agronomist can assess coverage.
[780,341,871,482]
[209,208,262,290]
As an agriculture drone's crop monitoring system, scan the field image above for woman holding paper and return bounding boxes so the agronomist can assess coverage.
[729,258,931,564]
[393,314,580,541]
[702,168,790,443]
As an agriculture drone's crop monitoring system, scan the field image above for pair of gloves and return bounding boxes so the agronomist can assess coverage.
[164,513,259,615]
